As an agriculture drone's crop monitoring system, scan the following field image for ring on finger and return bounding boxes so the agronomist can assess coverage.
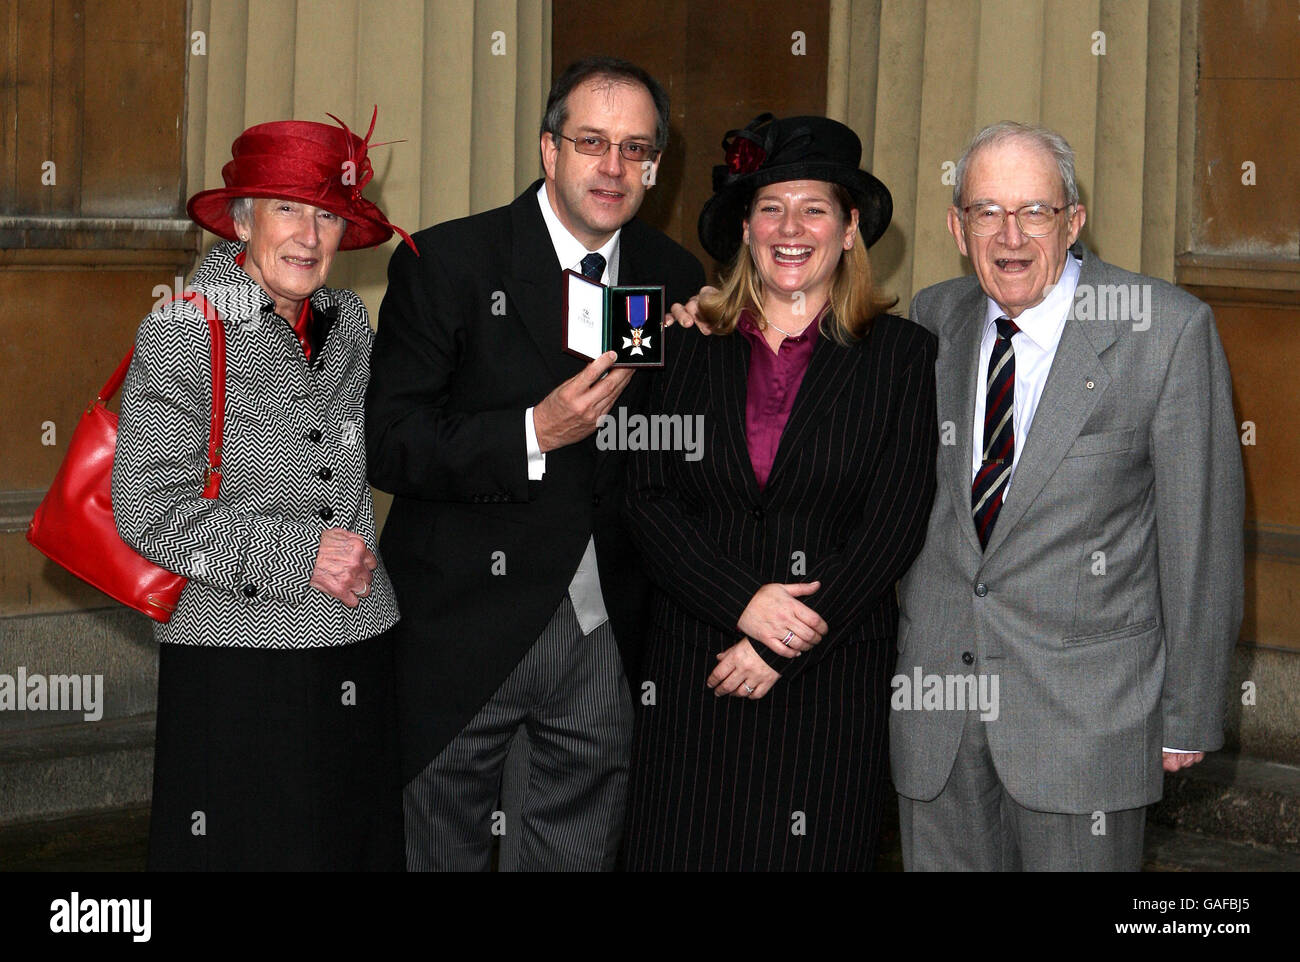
[781,630,794,647]
[744,684,755,693]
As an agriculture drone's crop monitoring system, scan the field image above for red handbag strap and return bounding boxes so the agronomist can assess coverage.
[100,291,227,499]
[97,349,136,404]
[183,292,226,498]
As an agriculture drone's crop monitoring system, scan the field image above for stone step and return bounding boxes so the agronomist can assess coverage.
[0,805,149,871]
[0,713,155,828]
[2,730,1297,869]
[0,607,158,731]
[1148,751,1300,852]
[1143,824,1300,871]
[4,804,1298,872]
[1225,644,1300,766]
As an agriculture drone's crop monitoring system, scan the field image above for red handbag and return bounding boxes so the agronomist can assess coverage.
[27,291,227,623]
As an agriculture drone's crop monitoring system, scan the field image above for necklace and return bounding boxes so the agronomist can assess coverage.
[764,317,811,339]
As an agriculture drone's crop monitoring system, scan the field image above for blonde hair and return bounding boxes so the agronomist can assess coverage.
[698,184,895,344]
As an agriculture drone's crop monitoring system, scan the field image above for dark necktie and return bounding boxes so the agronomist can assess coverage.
[972,316,1020,549]
[579,251,606,281]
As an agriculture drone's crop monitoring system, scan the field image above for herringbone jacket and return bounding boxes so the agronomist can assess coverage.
[112,240,398,647]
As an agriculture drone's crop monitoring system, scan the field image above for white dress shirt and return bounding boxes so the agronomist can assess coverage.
[520,183,622,634]
[969,252,1080,502]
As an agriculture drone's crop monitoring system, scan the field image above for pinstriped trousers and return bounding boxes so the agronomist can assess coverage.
[403,595,634,871]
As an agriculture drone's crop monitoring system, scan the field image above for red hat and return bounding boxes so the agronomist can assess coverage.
[187,107,415,253]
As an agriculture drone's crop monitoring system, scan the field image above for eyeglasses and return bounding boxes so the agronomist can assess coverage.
[556,133,660,163]
[960,203,1072,237]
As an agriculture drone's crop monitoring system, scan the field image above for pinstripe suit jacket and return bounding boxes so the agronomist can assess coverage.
[891,245,1244,813]
[113,240,398,647]
[626,313,938,680]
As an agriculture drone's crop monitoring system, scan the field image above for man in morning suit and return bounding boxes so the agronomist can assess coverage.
[366,57,705,870]
[891,121,1243,871]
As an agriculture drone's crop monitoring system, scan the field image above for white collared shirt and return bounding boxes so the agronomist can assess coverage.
[969,252,1081,502]
[534,182,622,287]
[525,183,622,479]
[521,183,622,635]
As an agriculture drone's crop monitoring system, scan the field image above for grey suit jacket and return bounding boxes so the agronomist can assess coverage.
[891,244,1244,813]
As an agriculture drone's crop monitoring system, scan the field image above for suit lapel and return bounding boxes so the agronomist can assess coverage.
[712,332,763,503]
[765,326,857,488]
[938,288,987,556]
[614,224,640,285]
[981,252,1116,556]
[501,181,588,385]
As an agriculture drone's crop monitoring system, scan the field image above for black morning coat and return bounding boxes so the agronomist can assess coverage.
[366,179,706,780]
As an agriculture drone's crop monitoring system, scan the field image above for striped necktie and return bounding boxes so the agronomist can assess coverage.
[972,315,1020,549]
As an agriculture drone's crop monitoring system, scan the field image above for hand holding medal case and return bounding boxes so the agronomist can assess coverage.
[562,269,665,368]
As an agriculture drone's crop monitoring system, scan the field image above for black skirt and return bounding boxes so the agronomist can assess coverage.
[148,632,404,871]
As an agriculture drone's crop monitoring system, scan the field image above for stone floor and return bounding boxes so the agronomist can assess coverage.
[3,801,1298,871]
[0,805,149,872]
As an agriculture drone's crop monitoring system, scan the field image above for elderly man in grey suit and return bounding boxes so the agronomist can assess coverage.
[891,121,1243,871]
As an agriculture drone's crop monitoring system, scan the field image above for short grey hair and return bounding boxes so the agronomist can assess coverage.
[952,121,1080,208]
[227,197,255,235]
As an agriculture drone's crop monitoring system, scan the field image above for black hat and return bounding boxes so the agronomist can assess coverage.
[697,113,892,263]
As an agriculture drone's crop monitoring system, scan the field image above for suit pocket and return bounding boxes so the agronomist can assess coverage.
[1062,616,1158,647]
[1063,428,1134,459]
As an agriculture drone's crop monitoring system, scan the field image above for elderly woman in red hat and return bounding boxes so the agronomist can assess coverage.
[621,113,938,871]
[112,111,413,870]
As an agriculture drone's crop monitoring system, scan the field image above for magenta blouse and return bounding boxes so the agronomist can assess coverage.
[736,308,822,490]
